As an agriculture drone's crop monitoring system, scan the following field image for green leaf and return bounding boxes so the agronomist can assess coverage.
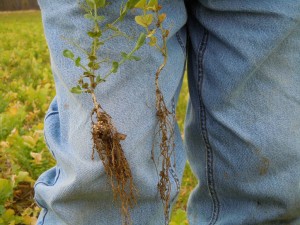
[70,86,83,94]
[86,0,106,8]
[134,0,146,9]
[0,179,13,205]
[129,55,141,61]
[93,63,100,70]
[148,0,158,9]
[121,52,128,59]
[96,75,105,83]
[87,31,102,38]
[88,62,100,70]
[96,75,101,83]
[85,0,95,8]
[126,0,141,9]
[84,71,93,76]
[94,0,106,7]
[63,49,74,59]
[14,171,33,185]
[75,57,81,67]
[89,55,97,61]
[135,14,153,28]
[120,0,141,20]
[82,83,89,89]
[1,209,16,223]
[111,61,119,73]
[119,10,127,21]
[84,13,94,20]
[134,33,146,50]
[95,16,105,21]
[0,205,5,215]
[95,40,104,47]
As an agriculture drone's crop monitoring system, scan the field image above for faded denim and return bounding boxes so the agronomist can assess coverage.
[35,0,300,224]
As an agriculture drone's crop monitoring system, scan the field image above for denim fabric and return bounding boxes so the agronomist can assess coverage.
[185,1,300,224]
[35,0,300,224]
[35,1,187,224]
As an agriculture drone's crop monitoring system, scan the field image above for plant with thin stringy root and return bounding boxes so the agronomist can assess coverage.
[63,0,177,224]
[62,0,147,224]
[134,0,179,224]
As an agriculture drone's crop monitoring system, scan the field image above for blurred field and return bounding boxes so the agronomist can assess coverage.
[0,11,197,224]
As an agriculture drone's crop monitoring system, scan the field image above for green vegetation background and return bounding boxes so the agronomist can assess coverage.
[0,11,197,225]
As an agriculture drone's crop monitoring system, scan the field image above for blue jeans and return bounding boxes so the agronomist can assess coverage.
[35,0,300,224]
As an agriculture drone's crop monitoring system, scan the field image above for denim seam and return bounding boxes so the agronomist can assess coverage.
[176,31,186,55]
[34,168,61,225]
[43,132,56,159]
[45,111,58,121]
[35,199,48,225]
[43,112,58,158]
[34,168,60,187]
[197,29,220,225]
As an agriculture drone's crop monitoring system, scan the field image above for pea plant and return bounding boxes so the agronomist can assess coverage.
[63,0,177,224]
[134,1,178,224]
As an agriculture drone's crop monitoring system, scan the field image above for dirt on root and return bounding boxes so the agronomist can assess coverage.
[90,96,136,225]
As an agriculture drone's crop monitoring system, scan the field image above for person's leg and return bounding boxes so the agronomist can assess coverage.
[185,0,300,224]
[34,0,187,224]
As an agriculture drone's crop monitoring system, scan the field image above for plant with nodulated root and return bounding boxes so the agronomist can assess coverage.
[63,0,147,224]
[63,0,178,224]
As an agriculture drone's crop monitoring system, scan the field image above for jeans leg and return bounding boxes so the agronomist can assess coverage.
[34,0,187,224]
[185,0,300,224]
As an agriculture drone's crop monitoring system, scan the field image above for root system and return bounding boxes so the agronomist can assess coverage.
[153,56,178,225]
[91,92,136,225]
